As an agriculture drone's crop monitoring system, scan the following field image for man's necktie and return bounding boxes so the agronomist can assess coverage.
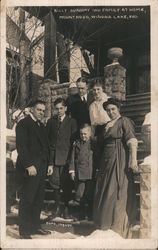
[57,117,62,133]
[36,120,41,126]
[82,96,86,103]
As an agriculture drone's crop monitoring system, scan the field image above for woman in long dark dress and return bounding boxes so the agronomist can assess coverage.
[93,98,138,238]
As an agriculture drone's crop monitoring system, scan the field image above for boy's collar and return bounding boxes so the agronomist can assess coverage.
[58,114,66,122]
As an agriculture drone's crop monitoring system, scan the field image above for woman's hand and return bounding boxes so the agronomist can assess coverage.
[127,138,139,173]
[128,157,139,173]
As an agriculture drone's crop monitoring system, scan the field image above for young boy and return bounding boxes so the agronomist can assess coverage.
[46,98,77,219]
[69,124,95,220]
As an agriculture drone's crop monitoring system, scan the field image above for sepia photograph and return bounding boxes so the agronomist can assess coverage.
[1,0,158,249]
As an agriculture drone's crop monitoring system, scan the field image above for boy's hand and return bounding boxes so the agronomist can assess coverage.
[70,172,75,181]
[95,169,99,179]
[47,165,53,176]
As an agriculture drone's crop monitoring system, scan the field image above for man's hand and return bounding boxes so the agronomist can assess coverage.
[47,165,53,176]
[70,172,75,181]
[27,166,37,176]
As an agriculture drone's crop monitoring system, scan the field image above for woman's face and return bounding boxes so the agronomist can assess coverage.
[106,104,120,120]
[93,85,103,100]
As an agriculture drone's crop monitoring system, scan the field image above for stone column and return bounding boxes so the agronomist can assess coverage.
[104,47,126,101]
[139,160,151,238]
[37,81,53,122]
[139,112,151,238]
[37,81,69,122]
[44,11,57,81]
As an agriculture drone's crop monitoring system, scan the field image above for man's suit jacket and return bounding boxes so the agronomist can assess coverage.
[66,93,93,128]
[16,115,52,184]
[46,115,77,166]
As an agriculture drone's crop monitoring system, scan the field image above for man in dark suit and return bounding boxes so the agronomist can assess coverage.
[66,78,93,130]
[16,100,53,239]
[46,98,77,219]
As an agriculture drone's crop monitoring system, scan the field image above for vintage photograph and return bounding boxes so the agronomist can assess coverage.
[1,0,157,248]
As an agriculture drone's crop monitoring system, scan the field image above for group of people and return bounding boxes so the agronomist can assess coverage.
[15,77,138,239]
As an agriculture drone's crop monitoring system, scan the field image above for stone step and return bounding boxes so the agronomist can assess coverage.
[136,132,142,138]
[122,106,150,113]
[123,99,150,107]
[44,200,55,204]
[125,115,146,122]
[126,92,150,100]
[42,220,96,236]
[135,125,142,133]
[45,189,54,193]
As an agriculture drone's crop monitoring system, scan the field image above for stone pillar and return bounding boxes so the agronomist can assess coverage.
[37,81,53,122]
[104,47,126,101]
[139,112,151,238]
[37,81,69,122]
[44,11,57,81]
[139,159,151,238]
[141,112,151,154]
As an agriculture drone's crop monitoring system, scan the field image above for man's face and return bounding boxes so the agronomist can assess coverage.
[55,103,67,118]
[31,103,45,121]
[77,81,88,97]
[93,85,103,100]
[80,127,91,142]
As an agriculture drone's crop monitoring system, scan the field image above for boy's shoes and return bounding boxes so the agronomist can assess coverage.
[50,205,62,219]
[69,200,80,206]
[79,214,88,221]
[63,206,70,219]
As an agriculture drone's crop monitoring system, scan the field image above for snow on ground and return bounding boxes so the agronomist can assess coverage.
[6,224,122,240]
[6,224,78,239]
[82,229,122,239]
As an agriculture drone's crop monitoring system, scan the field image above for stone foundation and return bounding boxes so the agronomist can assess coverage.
[139,161,151,238]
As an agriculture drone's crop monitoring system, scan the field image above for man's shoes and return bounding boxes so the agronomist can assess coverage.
[50,204,63,219]
[32,228,51,235]
[20,234,32,239]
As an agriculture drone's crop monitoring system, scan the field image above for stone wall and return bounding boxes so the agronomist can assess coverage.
[37,80,70,121]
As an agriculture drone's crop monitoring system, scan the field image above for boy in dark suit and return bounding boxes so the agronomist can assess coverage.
[46,98,77,219]
[16,100,53,238]
[69,124,95,220]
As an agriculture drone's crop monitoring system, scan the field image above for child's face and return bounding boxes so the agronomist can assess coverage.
[55,103,67,117]
[80,127,91,142]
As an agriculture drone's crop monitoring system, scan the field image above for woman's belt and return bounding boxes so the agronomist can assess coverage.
[106,142,115,145]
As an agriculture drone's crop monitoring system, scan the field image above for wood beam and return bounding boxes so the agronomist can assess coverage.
[44,11,57,81]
